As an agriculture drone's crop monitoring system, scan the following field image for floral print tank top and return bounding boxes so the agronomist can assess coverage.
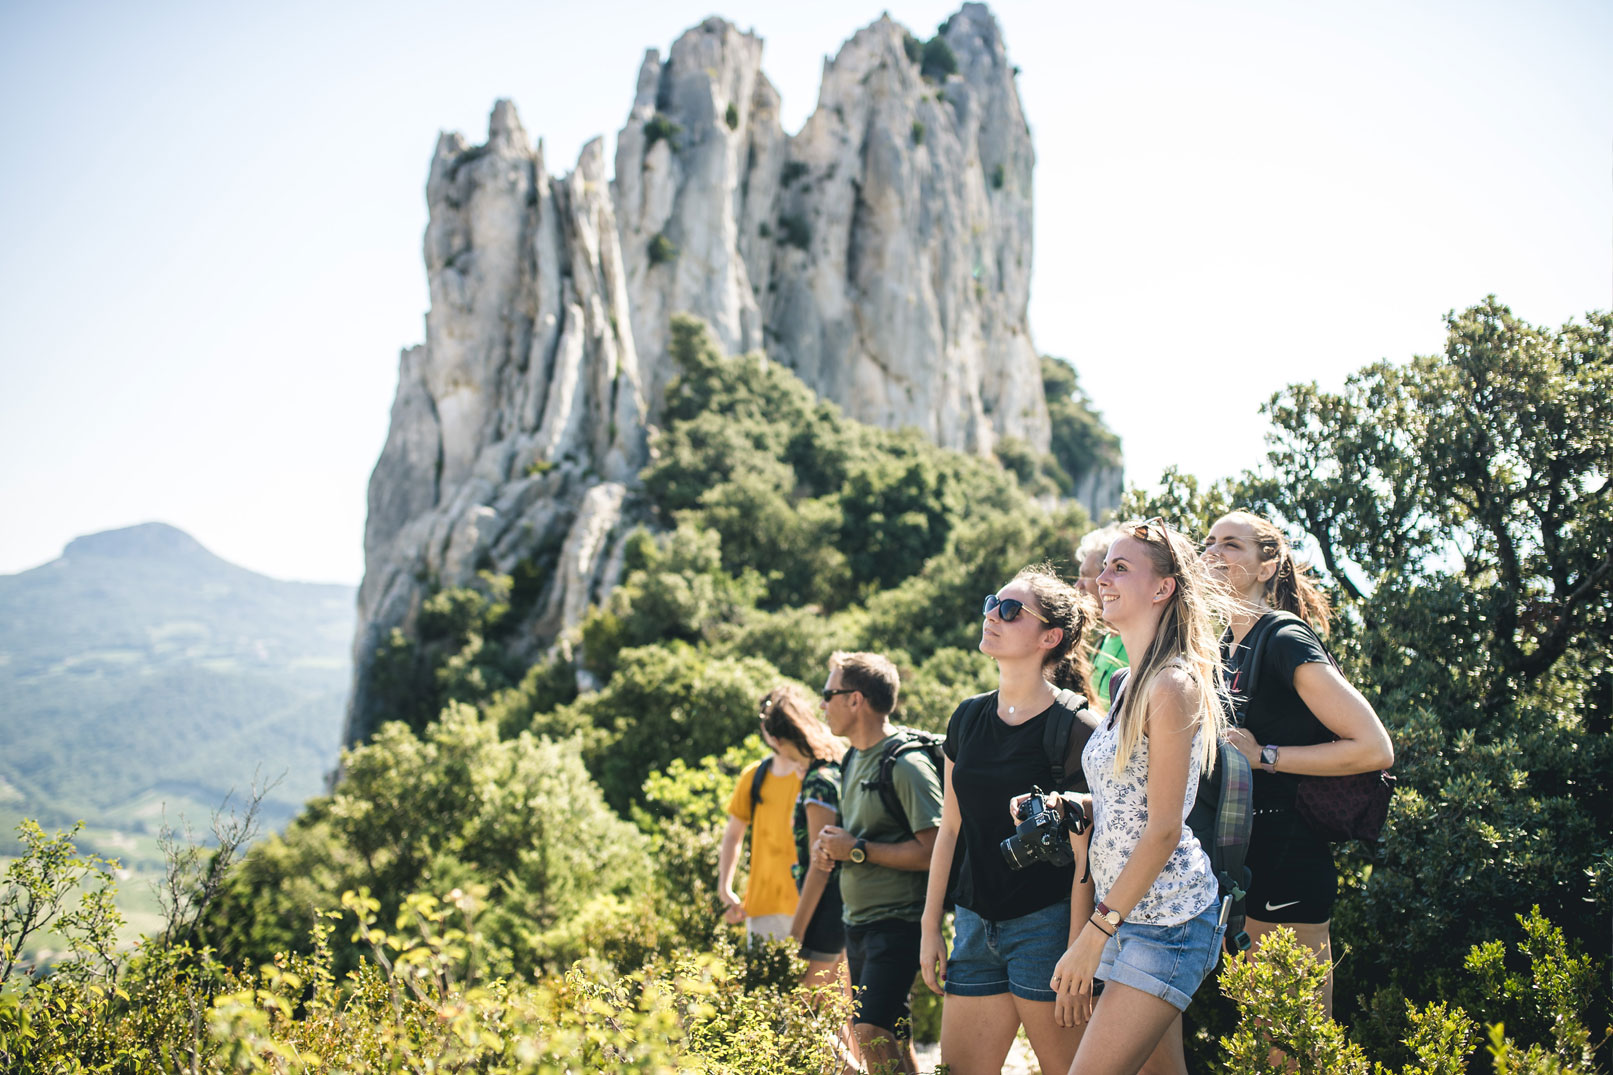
[1082,700,1218,925]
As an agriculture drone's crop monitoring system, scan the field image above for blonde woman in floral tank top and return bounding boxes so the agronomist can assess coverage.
[1040,518,1236,1075]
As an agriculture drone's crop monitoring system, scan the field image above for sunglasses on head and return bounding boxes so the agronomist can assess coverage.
[1129,516,1180,575]
[983,593,1049,623]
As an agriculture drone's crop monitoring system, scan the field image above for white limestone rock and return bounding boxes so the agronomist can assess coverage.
[344,5,1123,748]
[346,103,647,746]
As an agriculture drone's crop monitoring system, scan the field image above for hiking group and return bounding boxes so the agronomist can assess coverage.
[718,511,1395,1075]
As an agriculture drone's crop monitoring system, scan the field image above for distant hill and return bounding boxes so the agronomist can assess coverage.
[0,523,354,844]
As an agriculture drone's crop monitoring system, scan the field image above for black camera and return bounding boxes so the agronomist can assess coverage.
[1000,786,1086,871]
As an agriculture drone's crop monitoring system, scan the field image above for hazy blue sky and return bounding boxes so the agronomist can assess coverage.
[2,0,1608,583]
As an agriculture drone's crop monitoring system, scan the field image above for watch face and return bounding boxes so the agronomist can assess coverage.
[850,848,865,863]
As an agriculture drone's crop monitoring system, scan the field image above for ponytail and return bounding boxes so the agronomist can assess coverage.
[1220,511,1333,637]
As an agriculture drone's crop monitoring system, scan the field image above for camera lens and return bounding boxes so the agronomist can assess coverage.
[1000,834,1035,870]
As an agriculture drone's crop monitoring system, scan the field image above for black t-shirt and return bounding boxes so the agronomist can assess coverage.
[1223,613,1333,808]
[943,692,1077,921]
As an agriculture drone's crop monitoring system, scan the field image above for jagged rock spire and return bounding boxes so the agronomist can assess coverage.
[344,5,1087,748]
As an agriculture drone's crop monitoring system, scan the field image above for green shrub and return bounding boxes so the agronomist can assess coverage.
[903,32,922,64]
[921,37,959,81]
[911,120,926,145]
[643,111,681,150]
[991,162,1006,189]
[201,708,644,979]
[725,102,739,130]
[648,231,678,265]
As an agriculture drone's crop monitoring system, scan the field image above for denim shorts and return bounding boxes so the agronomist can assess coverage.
[1096,901,1225,1012]
[945,900,1069,1003]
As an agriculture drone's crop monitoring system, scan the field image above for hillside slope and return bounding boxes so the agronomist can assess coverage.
[0,523,353,835]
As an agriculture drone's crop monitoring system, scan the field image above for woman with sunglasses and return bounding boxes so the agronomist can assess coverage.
[919,566,1098,1075]
[1045,518,1231,1075]
[1201,511,1393,1017]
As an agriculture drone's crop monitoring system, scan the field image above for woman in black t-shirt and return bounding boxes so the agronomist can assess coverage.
[1201,511,1394,1016]
[918,565,1097,1075]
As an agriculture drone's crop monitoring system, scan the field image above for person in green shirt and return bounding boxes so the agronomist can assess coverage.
[811,651,943,1075]
[1077,525,1128,709]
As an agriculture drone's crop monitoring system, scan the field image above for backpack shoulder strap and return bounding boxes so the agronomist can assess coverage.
[748,756,771,813]
[1049,689,1099,792]
[1241,611,1305,700]
[1109,667,1130,717]
[871,730,943,839]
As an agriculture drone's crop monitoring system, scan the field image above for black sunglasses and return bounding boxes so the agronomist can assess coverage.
[983,593,1050,624]
[821,688,858,702]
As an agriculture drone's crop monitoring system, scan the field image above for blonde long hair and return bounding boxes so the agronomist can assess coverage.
[1110,518,1234,776]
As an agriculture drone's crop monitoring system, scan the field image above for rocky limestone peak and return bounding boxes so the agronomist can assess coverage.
[342,5,1119,749]
[613,18,782,406]
[763,4,1044,454]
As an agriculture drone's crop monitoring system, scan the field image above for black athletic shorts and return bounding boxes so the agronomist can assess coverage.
[845,918,922,1038]
[799,878,846,960]
[1243,810,1336,924]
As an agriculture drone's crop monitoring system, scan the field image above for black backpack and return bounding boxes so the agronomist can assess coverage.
[842,729,945,838]
[1111,668,1254,954]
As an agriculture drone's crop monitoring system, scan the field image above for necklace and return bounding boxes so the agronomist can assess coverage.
[1003,684,1053,718]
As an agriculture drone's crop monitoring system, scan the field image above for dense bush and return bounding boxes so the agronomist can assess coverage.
[1130,299,1612,1070]
[920,36,958,81]
[199,706,645,979]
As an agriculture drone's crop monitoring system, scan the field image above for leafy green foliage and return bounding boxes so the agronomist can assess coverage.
[643,111,681,150]
[921,36,959,81]
[648,231,678,265]
[2,821,122,987]
[1238,300,1613,1060]
[911,120,926,145]
[369,570,530,734]
[724,102,739,130]
[1043,355,1123,497]
[546,645,783,813]
[201,707,645,979]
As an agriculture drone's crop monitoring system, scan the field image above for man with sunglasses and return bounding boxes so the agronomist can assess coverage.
[812,651,944,1075]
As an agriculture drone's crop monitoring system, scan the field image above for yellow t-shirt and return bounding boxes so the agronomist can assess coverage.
[726,758,803,917]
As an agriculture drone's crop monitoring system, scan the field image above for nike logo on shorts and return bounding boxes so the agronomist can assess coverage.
[1264,899,1301,912]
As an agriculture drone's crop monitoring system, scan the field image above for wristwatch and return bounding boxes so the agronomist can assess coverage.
[1260,744,1280,773]
[1094,901,1122,929]
[849,837,867,864]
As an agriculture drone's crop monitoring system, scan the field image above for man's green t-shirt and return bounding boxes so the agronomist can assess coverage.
[838,733,946,926]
